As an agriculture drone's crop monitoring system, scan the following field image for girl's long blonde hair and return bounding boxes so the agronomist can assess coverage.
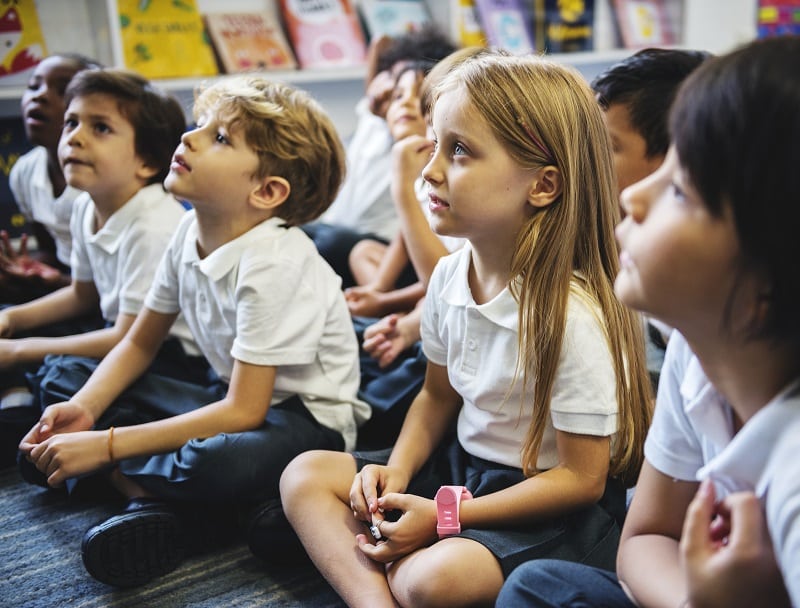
[435,52,652,487]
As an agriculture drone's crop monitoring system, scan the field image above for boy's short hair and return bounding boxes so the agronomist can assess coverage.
[64,68,186,185]
[375,24,457,74]
[591,48,710,159]
[192,76,346,227]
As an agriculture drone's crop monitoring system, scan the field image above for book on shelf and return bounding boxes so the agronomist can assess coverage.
[279,0,367,70]
[0,117,33,239]
[474,0,536,55]
[116,0,218,79]
[757,1,800,38]
[0,3,47,84]
[612,0,675,49]
[533,0,595,53]
[357,0,431,39]
[450,0,488,47]
[204,12,297,73]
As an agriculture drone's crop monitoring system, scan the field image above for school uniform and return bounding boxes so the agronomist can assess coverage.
[496,332,800,606]
[355,244,626,576]
[64,212,371,505]
[9,146,80,267]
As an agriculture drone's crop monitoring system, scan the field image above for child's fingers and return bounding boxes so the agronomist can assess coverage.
[681,479,716,562]
[722,492,768,549]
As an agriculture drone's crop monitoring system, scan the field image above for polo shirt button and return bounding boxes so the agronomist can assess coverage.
[467,339,476,349]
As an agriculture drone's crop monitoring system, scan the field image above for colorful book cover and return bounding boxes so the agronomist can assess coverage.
[757,0,800,38]
[205,12,297,73]
[612,0,675,49]
[357,0,431,39]
[474,0,535,55]
[0,3,46,83]
[279,0,367,69]
[450,0,488,47]
[535,0,595,53]
[117,0,218,79]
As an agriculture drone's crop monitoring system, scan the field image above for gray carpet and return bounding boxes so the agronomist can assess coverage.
[0,467,345,607]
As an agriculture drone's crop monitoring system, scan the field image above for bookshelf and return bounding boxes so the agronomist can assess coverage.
[0,0,758,138]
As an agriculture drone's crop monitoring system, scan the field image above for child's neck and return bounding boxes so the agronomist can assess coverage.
[193,209,274,259]
[468,241,514,304]
[684,330,800,425]
[90,183,146,230]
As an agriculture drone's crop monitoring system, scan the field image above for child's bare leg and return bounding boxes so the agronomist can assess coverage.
[349,239,387,286]
[280,450,398,608]
[387,538,504,608]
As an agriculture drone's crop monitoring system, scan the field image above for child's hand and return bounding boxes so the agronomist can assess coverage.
[349,463,410,524]
[680,479,791,608]
[19,401,95,449]
[356,493,438,563]
[23,429,109,487]
[344,286,387,318]
[391,135,435,195]
[363,314,412,368]
[0,231,63,285]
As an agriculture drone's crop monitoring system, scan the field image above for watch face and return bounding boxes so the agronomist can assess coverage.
[436,487,458,505]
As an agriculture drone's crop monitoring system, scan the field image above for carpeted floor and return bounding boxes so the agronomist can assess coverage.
[0,467,345,607]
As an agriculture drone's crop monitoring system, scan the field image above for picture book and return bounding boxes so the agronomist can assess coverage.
[0,3,46,84]
[279,0,367,69]
[474,0,535,55]
[757,1,800,38]
[450,0,487,47]
[357,0,431,39]
[533,0,594,53]
[116,0,218,79]
[205,12,297,73]
[612,0,675,48]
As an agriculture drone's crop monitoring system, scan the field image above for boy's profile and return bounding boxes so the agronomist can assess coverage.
[20,75,370,588]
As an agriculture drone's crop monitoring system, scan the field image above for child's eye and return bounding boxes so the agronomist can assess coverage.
[215,131,230,145]
[670,182,686,202]
[453,142,467,156]
[63,117,77,130]
[94,122,111,135]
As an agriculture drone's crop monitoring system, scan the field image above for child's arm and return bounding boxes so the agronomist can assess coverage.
[616,460,699,608]
[0,279,99,336]
[362,303,423,368]
[345,280,426,318]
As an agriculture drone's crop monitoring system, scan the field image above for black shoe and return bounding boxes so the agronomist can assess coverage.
[81,498,186,587]
[246,498,308,565]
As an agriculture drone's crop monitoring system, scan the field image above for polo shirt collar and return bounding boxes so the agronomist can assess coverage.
[439,246,518,331]
[695,367,800,496]
[85,184,160,254]
[183,215,288,281]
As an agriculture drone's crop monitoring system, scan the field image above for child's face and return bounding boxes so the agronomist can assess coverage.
[164,110,262,211]
[58,93,152,206]
[614,147,741,333]
[21,56,82,150]
[422,88,537,247]
[385,70,426,142]
[602,102,664,198]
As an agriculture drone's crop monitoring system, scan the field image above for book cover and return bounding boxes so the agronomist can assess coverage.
[612,0,675,48]
[450,0,488,47]
[0,3,47,84]
[205,12,297,73]
[357,0,431,39]
[535,0,595,53]
[279,0,367,70]
[757,1,800,38]
[117,0,218,79]
[474,0,535,55]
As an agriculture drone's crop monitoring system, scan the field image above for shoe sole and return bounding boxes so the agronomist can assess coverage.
[81,509,186,587]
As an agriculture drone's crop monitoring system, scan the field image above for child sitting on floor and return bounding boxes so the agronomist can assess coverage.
[20,75,370,588]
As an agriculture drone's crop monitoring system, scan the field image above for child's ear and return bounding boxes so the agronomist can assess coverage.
[250,176,291,211]
[527,166,562,208]
[135,163,159,183]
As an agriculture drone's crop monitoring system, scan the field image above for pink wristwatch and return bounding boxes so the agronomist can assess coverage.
[435,485,473,539]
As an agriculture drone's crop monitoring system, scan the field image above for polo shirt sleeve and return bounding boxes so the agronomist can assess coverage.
[549,295,618,436]
[644,334,705,481]
[69,195,95,283]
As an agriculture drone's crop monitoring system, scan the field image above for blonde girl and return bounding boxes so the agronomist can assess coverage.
[280,51,652,607]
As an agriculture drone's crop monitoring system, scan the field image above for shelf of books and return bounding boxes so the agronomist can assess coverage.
[0,0,761,115]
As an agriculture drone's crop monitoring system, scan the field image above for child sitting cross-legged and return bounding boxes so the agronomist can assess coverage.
[19,75,370,588]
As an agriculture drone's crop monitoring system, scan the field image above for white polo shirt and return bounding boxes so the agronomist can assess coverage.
[319,98,397,241]
[145,212,371,451]
[69,184,195,352]
[644,333,800,606]
[9,146,83,266]
[421,245,618,470]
